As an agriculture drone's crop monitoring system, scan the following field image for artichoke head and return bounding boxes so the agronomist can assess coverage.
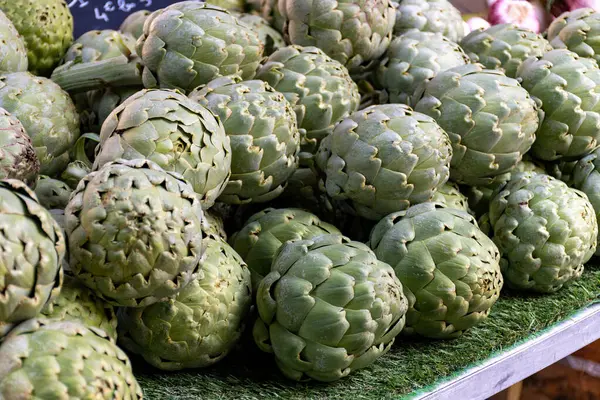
[0,9,28,74]
[119,10,151,40]
[0,107,39,186]
[34,175,72,210]
[547,8,600,65]
[393,0,466,42]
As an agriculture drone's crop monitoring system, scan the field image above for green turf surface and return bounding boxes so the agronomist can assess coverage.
[136,265,600,400]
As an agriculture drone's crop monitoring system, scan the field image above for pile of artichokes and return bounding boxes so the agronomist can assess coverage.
[0,0,599,393]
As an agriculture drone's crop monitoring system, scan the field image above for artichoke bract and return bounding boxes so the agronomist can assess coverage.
[237,13,285,56]
[0,179,65,337]
[516,49,600,161]
[118,234,252,371]
[65,159,205,307]
[119,10,151,40]
[0,0,73,76]
[368,202,503,339]
[254,234,408,382]
[0,10,27,73]
[316,103,452,221]
[547,8,600,64]
[190,77,300,205]
[460,23,552,78]
[415,63,539,186]
[374,30,470,106]
[229,208,340,287]
[94,89,232,209]
[488,173,598,293]
[34,176,72,210]
[0,318,143,399]
[431,181,470,213]
[41,275,118,339]
[393,0,466,42]
[0,107,39,186]
[0,72,81,176]
[137,2,264,93]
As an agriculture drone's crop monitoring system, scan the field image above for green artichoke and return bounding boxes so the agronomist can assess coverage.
[431,181,470,213]
[254,234,408,382]
[0,0,73,76]
[203,209,228,241]
[374,30,469,106]
[0,179,65,337]
[460,24,552,79]
[118,234,252,371]
[119,10,151,40]
[190,76,300,205]
[237,13,285,56]
[516,49,600,161]
[41,275,118,339]
[34,175,72,210]
[0,107,39,186]
[77,86,141,133]
[229,207,340,287]
[0,72,80,176]
[415,63,539,186]
[61,160,91,189]
[316,103,453,221]
[547,8,600,65]
[368,202,503,339]
[0,318,142,399]
[94,89,231,209]
[65,159,205,307]
[62,29,137,65]
[0,10,27,73]
[488,172,597,293]
[393,0,466,42]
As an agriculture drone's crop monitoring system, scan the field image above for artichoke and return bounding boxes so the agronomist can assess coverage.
[547,8,600,65]
[41,275,118,339]
[316,103,453,221]
[516,49,600,161]
[65,159,205,307]
[393,0,466,42]
[374,30,470,106]
[0,107,39,186]
[77,86,141,134]
[0,10,27,73]
[0,72,80,176]
[431,182,470,213]
[460,23,552,78]
[253,234,408,382]
[0,0,73,76]
[0,179,65,337]
[119,10,151,40]
[61,160,91,189]
[229,207,340,287]
[190,77,300,205]
[62,29,137,65]
[237,13,285,56]
[415,64,539,186]
[0,318,142,399]
[94,89,231,209]
[368,202,503,339]
[203,209,228,241]
[118,234,252,371]
[34,175,72,210]
[487,172,597,293]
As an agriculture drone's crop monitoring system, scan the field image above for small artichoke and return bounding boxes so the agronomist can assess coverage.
[0,179,65,337]
[190,77,300,205]
[415,64,539,186]
[431,181,470,213]
[254,234,408,382]
[61,160,91,189]
[118,234,252,371]
[34,175,72,210]
[316,103,453,221]
[77,86,141,134]
[516,49,600,161]
[393,0,466,42]
[0,318,142,399]
[119,10,151,40]
[368,202,503,339]
[94,89,232,209]
[62,29,137,65]
[460,23,552,78]
[547,8,600,64]
[487,173,597,293]
[65,159,205,307]
[237,13,285,56]
[0,10,27,73]
[203,209,228,241]
[0,107,39,186]
[229,208,340,287]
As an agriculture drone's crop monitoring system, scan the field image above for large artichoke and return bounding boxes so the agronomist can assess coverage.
[229,208,340,287]
[119,10,151,40]
[415,64,539,186]
[0,107,39,186]
[0,0,73,76]
[65,159,205,307]
[254,234,407,382]
[488,173,597,293]
[516,49,600,161]
[190,77,300,204]
[368,202,503,339]
[393,0,466,43]
[0,179,65,337]
[33,175,72,210]
[0,10,27,73]
[547,8,600,65]
[374,30,470,106]
[94,89,231,209]
[118,234,252,371]
[237,13,285,56]
[460,23,552,78]
[316,103,452,221]
[0,72,80,176]
[0,318,142,399]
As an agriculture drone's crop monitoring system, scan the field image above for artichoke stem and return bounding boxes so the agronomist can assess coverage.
[51,57,143,93]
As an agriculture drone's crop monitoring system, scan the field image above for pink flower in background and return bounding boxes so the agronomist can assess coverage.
[466,17,492,33]
[488,0,542,32]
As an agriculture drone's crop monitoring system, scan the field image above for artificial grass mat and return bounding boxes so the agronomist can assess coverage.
[136,265,600,400]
